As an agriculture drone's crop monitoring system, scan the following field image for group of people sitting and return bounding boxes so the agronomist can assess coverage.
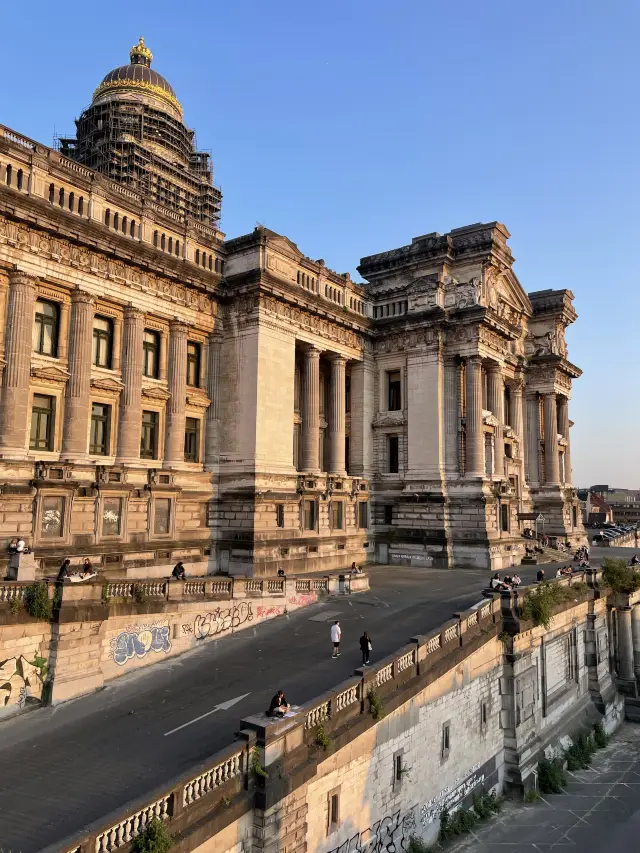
[555,566,575,578]
[57,558,97,582]
[573,546,590,567]
[489,573,521,591]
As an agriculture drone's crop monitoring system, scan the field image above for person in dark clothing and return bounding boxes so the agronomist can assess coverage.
[267,690,290,717]
[360,632,372,666]
[536,569,545,583]
[277,568,285,577]
[57,559,71,581]
[172,562,186,580]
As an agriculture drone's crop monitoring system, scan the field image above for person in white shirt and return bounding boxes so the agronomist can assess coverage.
[330,621,341,658]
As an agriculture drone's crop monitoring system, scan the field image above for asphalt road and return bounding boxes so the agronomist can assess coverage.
[0,548,630,852]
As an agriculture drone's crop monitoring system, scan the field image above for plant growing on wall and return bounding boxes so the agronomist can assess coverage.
[520,583,572,629]
[250,746,268,779]
[602,558,640,594]
[101,581,111,606]
[9,598,23,615]
[594,721,608,749]
[315,723,332,751]
[367,688,384,720]
[133,585,148,605]
[23,582,52,621]
[537,758,567,794]
[131,818,173,853]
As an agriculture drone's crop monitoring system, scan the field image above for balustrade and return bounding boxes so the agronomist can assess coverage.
[96,796,171,852]
[426,634,442,654]
[305,701,330,729]
[376,663,393,686]
[443,624,459,643]
[396,650,415,673]
[296,579,311,593]
[0,582,30,603]
[335,684,359,712]
[183,749,244,806]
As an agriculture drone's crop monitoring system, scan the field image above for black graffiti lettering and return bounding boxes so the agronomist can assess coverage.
[194,602,253,640]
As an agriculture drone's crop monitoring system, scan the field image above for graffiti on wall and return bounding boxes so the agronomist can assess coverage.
[111,622,171,666]
[256,605,284,619]
[184,602,254,641]
[420,762,484,825]
[286,594,316,608]
[0,653,46,708]
[328,809,417,853]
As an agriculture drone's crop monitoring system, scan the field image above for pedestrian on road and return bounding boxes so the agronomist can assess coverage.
[360,631,372,666]
[331,621,341,658]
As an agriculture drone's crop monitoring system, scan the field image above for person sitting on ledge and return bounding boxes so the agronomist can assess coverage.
[277,568,285,577]
[631,555,640,566]
[536,569,545,583]
[489,573,508,591]
[57,558,71,581]
[511,574,521,587]
[350,562,363,574]
[266,690,290,718]
[171,562,186,580]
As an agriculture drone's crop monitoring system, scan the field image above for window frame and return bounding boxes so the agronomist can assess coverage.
[358,501,369,530]
[184,416,200,463]
[40,494,66,540]
[142,329,160,379]
[331,500,344,530]
[152,497,173,537]
[303,498,317,531]
[327,788,341,836]
[140,410,160,459]
[92,315,114,369]
[500,503,510,533]
[33,299,59,357]
[384,504,393,525]
[387,370,402,411]
[90,402,111,456]
[441,721,451,760]
[186,341,201,388]
[30,394,55,451]
[101,496,124,539]
[388,434,400,474]
[276,503,285,528]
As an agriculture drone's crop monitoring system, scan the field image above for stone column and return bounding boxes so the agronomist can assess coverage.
[444,359,460,474]
[632,604,640,679]
[57,300,71,361]
[164,320,188,465]
[543,393,560,485]
[328,354,346,474]
[487,363,504,479]
[116,306,144,463]
[158,330,168,382]
[525,393,540,485]
[301,346,321,473]
[0,271,36,455]
[62,290,95,459]
[112,314,123,372]
[465,356,484,477]
[204,331,222,468]
[0,276,8,356]
[617,606,635,681]
[557,395,572,485]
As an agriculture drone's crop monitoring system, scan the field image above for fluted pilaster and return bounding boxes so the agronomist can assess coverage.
[328,355,346,474]
[62,289,95,459]
[557,395,572,485]
[543,393,560,485]
[0,271,37,454]
[302,346,321,472]
[487,363,504,478]
[164,320,188,465]
[618,606,635,681]
[116,306,144,462]
[444,359,460,474]
[205,332,222,467]
[525,393,540,485]
[465,357,484,477]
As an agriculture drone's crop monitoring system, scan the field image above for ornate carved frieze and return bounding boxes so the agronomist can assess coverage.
[256,294,362,350]
[525,325,568,358]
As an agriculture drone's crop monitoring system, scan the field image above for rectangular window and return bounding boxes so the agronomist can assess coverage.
[92,316,113,368]
[358,502,368,529]
[332,500,344,530]
[90,403,111,455]
[41,495,65,539]
[30,394,54,451]
[184,417,200,462]
[304,499,316,531]
[328,790,340,834]
[33,299,59,356]
[186,341,201,387]
[276,504,285,528]
[140,410,159,459]
[480,701,488,729]
[442,722,451,759]
[393,751,404,790]
[154,498,171,535]
[102,497,122,537]
[388,370,401,411]
[572,506,578,528]
[388,435,399,473]
[501,504,510,533]
[384,504,393,525]
[143,330,160,379]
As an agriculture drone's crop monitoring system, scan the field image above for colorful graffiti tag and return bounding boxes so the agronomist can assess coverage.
[188,601,254,641]
[111,624,171,666]
[256,605,284,619]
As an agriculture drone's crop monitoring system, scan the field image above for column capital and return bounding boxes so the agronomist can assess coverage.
[508,377,525,393]
[70,288,95,306]
[327,352,348,366]
[303,345,322,360]
[485,360,503,375]
[8,269,38,288]
[124,303,144,320]
[169,318,190,336]
[466,355,483,367]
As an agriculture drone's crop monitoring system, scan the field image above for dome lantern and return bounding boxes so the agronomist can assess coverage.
[130,37,153,67]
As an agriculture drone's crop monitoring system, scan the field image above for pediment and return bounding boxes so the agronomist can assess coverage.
[30,365,70,383]
[186,391,211,409]
[485,266,532,317]
[142,385,171,402]
[91,376,124,393]
[406,274,440,295]
[265,232,304,262]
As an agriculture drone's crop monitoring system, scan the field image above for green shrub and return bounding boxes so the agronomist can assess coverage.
[521,583,572,628]
[602,558,640,594]
[101,581,111,605]
[131,818,173,853]
[132,584,147,605]
[250,746,268,779]
[315,723,332,751]
[439,805,477,841]
[23,582,52,621]
[368,688,384,720]
[473,792,502,819]
[8,598,22,615]
[406,837,435,853]
[538,758,566,793]
[524,788,540,803]
[594,721,608,749]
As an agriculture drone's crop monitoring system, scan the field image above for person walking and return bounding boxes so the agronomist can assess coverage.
[331,620,341,658]
[360,631,372,666]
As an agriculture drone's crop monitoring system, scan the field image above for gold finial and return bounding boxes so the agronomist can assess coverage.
[130,36,153,64]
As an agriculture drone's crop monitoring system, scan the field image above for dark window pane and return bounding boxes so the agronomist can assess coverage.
[388,435,399,473]
[358,502,368,529]
[33,299,59,356]
[276,504,285,528]
[93,316,113,368]
[388,371,401,411]
[304,499,316,530]
[140,410,159,458]
[90,403,111,455]
[154,498,171,535]
[186,342,201,387]
[184,417,199,462]
[143,330,160,378]
[30,394,54,450]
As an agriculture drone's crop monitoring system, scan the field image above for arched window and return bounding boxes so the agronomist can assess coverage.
[78,197,84,216]
[105,208,111,227]
[161,234,166,251]
[58,187,64,207]
[168,237,173,254]
[153,230,158,247]
[16,169,23,191]
[297,271,301,285]
[113,212,119,231]
[208,255,213,271]
[5,165,12,186]
[122,216,127,234]
[68,192,74,212]
[49,184,55,204]
[130,219,135,237]
[175,240,180,256]
[195,249,200,265]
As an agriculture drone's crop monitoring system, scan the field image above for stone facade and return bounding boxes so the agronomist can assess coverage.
[0,41,585,576]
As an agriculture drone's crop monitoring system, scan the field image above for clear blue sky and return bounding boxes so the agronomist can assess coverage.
[2,1,638,487]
